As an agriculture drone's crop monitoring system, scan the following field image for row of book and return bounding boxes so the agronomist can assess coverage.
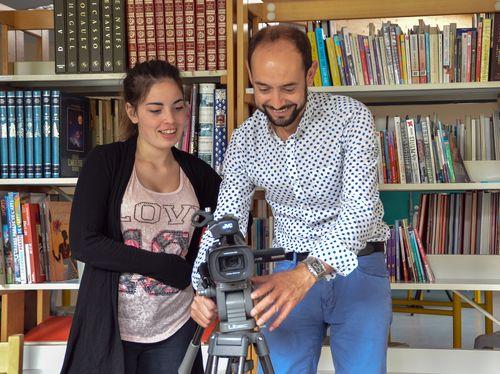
[53,0,127,73]
[0,90,90,179]
[177,84,227,173]
[387,219,435,283]
[308,13,498,87]
[415,192,499,256]
[126,0,227,71]
[375,116,470,184]
[453,113,500,161]
[0,192,75,285]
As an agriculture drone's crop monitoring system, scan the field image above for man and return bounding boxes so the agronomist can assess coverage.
[191,25,391,374]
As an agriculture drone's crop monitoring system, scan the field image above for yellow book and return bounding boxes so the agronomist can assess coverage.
[325,38,341,86]
[480,18,492,82]
[307,31,322,86]
[399,34,408,84]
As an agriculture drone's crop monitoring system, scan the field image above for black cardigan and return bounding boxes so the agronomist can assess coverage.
[61,137,221,374]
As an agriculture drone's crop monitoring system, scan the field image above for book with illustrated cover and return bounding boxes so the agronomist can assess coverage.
[45,200,77,282]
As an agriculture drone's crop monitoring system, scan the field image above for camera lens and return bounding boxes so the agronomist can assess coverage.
[219,254,244,272]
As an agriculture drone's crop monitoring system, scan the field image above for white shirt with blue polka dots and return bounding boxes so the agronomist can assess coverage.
[192,92,389,289]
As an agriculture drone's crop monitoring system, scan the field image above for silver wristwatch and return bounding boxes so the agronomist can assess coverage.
[301,256,332,281]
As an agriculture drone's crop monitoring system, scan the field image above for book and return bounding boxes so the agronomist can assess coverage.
[45,200,78,282]
[59,95,91,177]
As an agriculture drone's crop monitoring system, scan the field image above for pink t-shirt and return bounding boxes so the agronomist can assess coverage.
[118,166,199,343]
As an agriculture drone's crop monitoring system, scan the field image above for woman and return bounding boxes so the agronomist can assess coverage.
[61,60,221,374]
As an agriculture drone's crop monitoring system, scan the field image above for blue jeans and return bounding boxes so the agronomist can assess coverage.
[122,318,203,374]
[260,252,392,374]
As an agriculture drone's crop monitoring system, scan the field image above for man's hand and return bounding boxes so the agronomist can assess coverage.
[191,295,218,328]
[250,263,316,332]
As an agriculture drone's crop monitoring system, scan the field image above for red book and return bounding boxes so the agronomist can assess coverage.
[164,0,176,65]
[22,203,46,284]
[126,0,138,68]
[135,0,147,63]
[184,0,196,71]
[205,0,217,70]
[174,0,186,71]
[414,227,435,282]
[357,35,370,85]
[216,0,226,70]
[144,0,157,60]
[25,316,72,342]
[154,0,166,61]
[195,0,207,70]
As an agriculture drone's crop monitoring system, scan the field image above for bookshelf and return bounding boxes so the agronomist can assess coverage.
[237,0,500,367]
[0,2,238,355]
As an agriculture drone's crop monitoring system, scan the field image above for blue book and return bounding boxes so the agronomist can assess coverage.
[0,91,8,178]
[24,91,34,178]
[33,91,43,178]
[6,92,17,178]
[213,88,227,175]
[5,194,20,283]
[315,26,333,86]
[425,32,431,84]
[42,90,51,178]
[15,91,25,178]
[51,91,60,178]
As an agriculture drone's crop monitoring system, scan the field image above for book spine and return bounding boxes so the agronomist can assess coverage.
[414,120,427,183]
[102,0,114,71]
[382,24,395,85]
[315,27,333,86]
[195,0,206,71]
[476,22,483,81]
[393,117,406,183]
[54,0,67,73]
[13,193,27,284]
[421,118,436,183]
[0,91,8,178]
[184,0,196,71]
[144,0,157,60]
[24,91,34,179]
[89,0,102,72]
[15,91,25,179]
[6,91,17,179]
[51,91,60,178]
[213,88,227,174]
[42,91,52,178]
[333,35,347,85]
[78,0,90,72]
[480,18,492,82]
[216,0,226,70]
[126,0,138,68]
[6,194,20,283]
[67,0,78,73]
[113,0,126,71]
[21,203,35,283]
[153,0,166,61]
[205,0,217,70]
[135,0,147,63]
[33,91,43,178]
[406,118,421,183]
[198,83,215,166]
[410,33,420,83]
[189,83,199,156]
[1,199,13,283]
[307,30,322,86]
[326,38,341,86]
[174,0,186,70]
[164,0,176,65]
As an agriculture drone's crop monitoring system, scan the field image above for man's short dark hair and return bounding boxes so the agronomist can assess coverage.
[247,25,312,73]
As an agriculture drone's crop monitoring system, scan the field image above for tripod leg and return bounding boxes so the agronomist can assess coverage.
[237,356,246,374]
[205,354,214,374]
[211,356,219,374]
[259,354,275,374]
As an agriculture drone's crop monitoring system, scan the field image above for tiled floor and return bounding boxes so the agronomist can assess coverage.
[390,290,500,349]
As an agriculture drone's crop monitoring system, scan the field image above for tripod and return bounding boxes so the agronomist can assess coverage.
[178,211,291,374]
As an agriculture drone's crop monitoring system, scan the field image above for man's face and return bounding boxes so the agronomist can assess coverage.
[248,39,316,132]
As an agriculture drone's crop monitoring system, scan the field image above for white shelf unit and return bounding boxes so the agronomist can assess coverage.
[245,81,500,103]
[0,280,79,291]
[0,178,77,186]
[379,183,500,191]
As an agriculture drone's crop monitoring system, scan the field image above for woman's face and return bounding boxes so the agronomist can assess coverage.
[126,79,187,151]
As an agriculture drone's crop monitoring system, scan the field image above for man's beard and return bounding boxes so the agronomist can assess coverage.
[260,97,307,128]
